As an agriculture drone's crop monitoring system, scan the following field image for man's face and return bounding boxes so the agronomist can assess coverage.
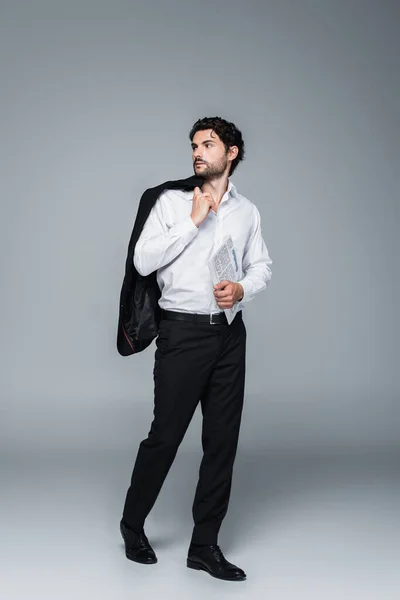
[191,129,230,180]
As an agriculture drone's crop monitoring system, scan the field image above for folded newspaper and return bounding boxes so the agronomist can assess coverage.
[209,235,240,325]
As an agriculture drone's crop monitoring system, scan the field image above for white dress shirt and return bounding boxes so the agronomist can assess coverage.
[133,180,272,314]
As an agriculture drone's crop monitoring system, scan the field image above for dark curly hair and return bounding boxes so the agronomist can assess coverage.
[189,116,245,175]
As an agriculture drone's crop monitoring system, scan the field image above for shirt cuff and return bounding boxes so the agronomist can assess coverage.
[237,277,253,303]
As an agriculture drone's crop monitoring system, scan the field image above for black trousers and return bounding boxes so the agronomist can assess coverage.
[122,311,246,545]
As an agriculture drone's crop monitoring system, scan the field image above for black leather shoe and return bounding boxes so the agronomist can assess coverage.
[120,519,157,564]
[187,543,246,581]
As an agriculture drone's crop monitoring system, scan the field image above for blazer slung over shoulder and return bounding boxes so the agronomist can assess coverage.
[117,175,204,356]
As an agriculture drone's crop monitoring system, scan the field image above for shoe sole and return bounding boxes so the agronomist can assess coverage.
[186,558,246,581]
[126,552,157,564]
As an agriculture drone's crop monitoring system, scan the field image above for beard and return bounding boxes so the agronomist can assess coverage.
[193,154,229,180]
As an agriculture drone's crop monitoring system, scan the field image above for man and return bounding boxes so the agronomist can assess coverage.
[120,116,272,581]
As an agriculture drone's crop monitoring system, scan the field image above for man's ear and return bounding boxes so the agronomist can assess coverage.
[228,145,239,161]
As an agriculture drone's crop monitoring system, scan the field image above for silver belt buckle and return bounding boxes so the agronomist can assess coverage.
[209,312,217,325]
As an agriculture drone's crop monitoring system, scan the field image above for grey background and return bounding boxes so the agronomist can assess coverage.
[0,1,398,599]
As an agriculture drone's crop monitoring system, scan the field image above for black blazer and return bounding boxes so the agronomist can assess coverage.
[117,175,204,356]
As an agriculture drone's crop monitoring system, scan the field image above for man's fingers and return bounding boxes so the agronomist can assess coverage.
[214,280,230,290]
[193,188,214,206]
[217,302,233,309]
[214,288,231,298]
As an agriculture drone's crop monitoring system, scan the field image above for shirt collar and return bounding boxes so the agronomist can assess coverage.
[227,180,237,198]
[183,179,237,200]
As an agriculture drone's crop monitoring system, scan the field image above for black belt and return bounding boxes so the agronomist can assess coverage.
[161,309,241,325]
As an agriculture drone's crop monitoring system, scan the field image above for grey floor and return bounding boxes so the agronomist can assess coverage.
[2,447,399,600]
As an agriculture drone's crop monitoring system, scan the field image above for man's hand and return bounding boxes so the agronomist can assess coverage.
[213,280,244,309]
[190,186,215,227]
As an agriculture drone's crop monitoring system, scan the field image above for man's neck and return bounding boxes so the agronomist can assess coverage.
[201,177,229,207]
